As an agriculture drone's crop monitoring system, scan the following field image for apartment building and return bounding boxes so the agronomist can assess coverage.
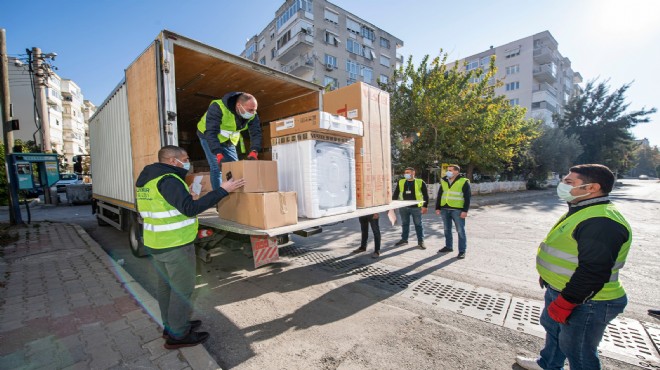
[449,31,583,125]
[7,57,89,171]
[240,0,404,90]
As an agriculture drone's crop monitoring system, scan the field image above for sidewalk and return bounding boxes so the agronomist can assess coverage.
[0,222,220,369]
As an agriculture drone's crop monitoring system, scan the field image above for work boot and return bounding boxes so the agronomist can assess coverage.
[418,241,426,250]
[352,247,367,254]
[649,309,660,318]
[372,251,380,259]
[164,331,210,350]
[162,320,202,339]
[438,247,453,253]
[394,240,408,247]
[515,356,543,370]
[457,252,466,259]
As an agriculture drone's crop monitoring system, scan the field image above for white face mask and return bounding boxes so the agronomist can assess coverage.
[556,182,592,202]
[175,158,191,171]
[404,174,412,180]
[238,104,255,120]
[445,171,454,178]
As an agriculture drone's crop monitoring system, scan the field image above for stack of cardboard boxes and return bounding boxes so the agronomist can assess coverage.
[323,82,393,208]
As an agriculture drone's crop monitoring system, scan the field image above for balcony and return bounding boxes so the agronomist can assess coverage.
[532,82,557,97]
[396,53,404,66]
[531,100,557,114]
[277,32,314,64]
[533,63,557,83]
[533,46,554,64]
[281,55,314,76]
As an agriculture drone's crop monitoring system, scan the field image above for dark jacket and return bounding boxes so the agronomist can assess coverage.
[556,197,630,304]
[392,178,430,208]
[196,92,262,155]
[435,175,471,212]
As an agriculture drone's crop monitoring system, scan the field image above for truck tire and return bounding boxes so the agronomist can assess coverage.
[128,214,147,258]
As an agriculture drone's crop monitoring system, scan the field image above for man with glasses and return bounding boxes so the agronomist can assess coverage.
[197,92,263,190]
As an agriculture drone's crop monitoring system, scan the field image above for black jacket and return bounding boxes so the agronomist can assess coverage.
[434,175,471,212]
[392,178,430,208]
[135,163,228,252]
[196,92,262,155]
[555,197,630,304]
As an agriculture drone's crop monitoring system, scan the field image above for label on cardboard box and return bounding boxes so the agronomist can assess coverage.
[184,172,212,200]
[347,109,359,119]
[272,131,354,146]
[275,118,295,131]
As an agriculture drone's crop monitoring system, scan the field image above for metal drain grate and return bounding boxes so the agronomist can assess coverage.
[402,276,511,325]
[642,321,660,354]
[502,298,545,338]
[599,317,660,369]
[349,264,419,290]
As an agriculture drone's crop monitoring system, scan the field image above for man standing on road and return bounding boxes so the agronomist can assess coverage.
[352,214,381,258]
[136,145,245,349]
[516,164,632,370]
[197,92,262,190]
[435,165,471,259]
[392,167,429,249]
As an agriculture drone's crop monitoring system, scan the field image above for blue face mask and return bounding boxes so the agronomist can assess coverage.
[176,158,191,171]
[445,171,454,178]
[404,174,412,180]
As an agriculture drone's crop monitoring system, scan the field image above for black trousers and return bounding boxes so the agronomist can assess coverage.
[359,214,381,252]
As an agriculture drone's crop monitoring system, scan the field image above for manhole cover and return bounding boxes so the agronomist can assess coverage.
[600,317,660,369]
[502,298,544,338]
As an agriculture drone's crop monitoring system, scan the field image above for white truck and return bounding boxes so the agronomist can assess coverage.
[89,30,413,264]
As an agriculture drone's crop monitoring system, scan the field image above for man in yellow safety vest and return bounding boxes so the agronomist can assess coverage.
[435,164,471,259]
[392,167,429,249]
[516,164,631,370]
[136,145,245,349]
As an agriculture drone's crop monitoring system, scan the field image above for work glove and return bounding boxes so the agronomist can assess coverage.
[216,153,224,164]
[247,150,258,160]
[547,294,578,324]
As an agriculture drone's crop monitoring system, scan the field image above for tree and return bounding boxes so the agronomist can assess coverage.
[555,79,656,172]
[383,53,539,180]
[530,126,583,178]
[631,141,660,177]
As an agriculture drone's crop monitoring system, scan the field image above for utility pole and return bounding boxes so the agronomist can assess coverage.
[1,28,23,224]
[32,47,51,152]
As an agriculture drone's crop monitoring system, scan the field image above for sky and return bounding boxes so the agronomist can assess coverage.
[2,0,659,145]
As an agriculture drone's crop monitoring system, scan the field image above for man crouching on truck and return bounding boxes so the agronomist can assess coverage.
[136,145,245,349]
[197,92,262,190]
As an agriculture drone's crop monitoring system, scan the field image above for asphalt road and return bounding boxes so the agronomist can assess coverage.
[2,179,658,369]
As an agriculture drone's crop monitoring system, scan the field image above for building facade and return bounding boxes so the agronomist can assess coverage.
[449,31,583,124]
[240,0,404,90]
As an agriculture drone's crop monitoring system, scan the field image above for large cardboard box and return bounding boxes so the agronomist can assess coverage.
[270,111,363,138]
[217,192,297,229]
[221,160,278,193]
[185,172,212,200]
[323,82,392,207]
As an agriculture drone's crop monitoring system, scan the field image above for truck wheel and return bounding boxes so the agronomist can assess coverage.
[97,215,110,226]
[128,215,147,258]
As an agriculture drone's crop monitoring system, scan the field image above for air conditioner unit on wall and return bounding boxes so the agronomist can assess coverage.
[325,63,334,71]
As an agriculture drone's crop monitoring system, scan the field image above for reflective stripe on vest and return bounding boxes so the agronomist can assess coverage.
[197,99,253,153]
[398,178,424,207]
[440,177,468,208]
[536,203,631,301]
[136,174,198,249]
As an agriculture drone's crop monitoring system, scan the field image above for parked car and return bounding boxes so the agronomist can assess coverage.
[54,173,83,193]
[639,175,649,180]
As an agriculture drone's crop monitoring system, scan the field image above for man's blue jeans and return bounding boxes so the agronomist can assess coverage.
[538,287,627,370]
[198,132,238,191]
[399,206,424,243]
[440,209,467,252]
[150,244,197,339]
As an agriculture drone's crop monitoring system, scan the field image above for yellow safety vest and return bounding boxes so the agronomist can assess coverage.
[197,99,254,153]
[536,203,631,301]
[398,178,424,207]
[136,174,198,249]
[440,177,468,208]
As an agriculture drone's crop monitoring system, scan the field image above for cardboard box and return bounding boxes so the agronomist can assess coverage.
[185,172,212,200]
[270,111,363,138]
[217,192,297,229]
[221,160,278,193]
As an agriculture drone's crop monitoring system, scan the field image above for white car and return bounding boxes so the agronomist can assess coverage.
[54,173,82,193]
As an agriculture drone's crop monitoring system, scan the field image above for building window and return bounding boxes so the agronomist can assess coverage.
[361,66,373,84]
[480,56,490,67]
[466,59,479,71]
[276,0,313,30]
[323,76,338,90]
[325,30,340,46]
[360,26,375,41]
[506,64,520,75]
[380,37,390,49]
[505,81,520,91]
[346,39,362,55]
[379,74,389,84]
[325,54,337,69]
[363,47,375,60]
[346,18,361,34]
[509,98,519,106]
[346,60,360,80]
[271,48,276,59]
[276,30,292,49]
[245,43,257,59]
[259,57,266,65]
[379,55,390,68]
[324,8,339,24]
[505,48,521,58]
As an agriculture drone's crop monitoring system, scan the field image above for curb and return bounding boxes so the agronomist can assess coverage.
[69,224,222,370]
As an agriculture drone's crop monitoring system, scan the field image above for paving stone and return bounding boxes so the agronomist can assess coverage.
[105,318,131,334]
[0,318,24,332]
[25,336,57,355]
[113,327,150,361]
[0,350,25,369]
[62,361,91,370]
[144,338,169,360]
[86,344,121,369]
[25,348,58,368]
[154,350,188,370]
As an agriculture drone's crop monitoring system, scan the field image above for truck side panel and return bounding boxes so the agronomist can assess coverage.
[126,43,162,186]
[89,84,135,205]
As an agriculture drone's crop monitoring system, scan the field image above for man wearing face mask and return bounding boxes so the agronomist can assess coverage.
[516,164,632,370]
[197,92,262,190]
[136,145,245,349]
[435,164,471,259]
[392,167,429,249]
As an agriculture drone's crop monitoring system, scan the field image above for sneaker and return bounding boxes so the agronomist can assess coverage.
[164,331,210,350]
[352,247,367,254]
[394,240,408,247]
[438,247,453,253]
[163,320,202,339]
[649,309,660,318]
[372,252,380,259]
[457,252,466,259]
[515,356,543,370]
[418,242,426,250]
